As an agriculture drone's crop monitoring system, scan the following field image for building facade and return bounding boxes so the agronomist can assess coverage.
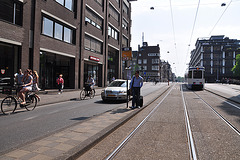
[189,35,240,82]
[135,42,161,81]
[0,0,132,89]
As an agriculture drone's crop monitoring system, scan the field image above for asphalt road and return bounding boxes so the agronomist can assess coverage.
[0,82,166,154]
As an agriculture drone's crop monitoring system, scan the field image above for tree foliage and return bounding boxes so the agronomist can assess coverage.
[232,54,240,77]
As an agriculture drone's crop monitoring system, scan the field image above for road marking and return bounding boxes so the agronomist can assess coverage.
[24,116,37,121]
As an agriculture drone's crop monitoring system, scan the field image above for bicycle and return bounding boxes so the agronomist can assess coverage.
[1,87,38,115]
[80,84,95,100]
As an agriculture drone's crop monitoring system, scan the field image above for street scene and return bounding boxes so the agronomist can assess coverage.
[0,0,240,160]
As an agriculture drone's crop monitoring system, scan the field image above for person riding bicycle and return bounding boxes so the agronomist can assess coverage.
[85,75,95,95]
[15,69,24,98]
[19,69,33,105]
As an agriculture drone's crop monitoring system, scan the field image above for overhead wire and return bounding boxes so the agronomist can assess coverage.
[169,0,179,76]
[184,0,201,69]
[208,0,233,36]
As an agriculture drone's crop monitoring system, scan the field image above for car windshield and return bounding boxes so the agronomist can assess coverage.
[108,81,127,87]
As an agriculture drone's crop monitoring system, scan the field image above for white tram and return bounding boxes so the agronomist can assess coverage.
[185,67,205,90]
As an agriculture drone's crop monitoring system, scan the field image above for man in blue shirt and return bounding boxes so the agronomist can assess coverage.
[130,70,143,109]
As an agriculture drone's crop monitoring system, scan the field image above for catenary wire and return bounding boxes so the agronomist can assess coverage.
[208,0,233,36]
[169,0,179,75]
[184,0,201,69]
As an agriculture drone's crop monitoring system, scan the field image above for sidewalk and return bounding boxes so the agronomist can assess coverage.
[0,85,170,160]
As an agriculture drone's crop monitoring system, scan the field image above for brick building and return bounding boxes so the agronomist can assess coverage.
[0,0,132,89]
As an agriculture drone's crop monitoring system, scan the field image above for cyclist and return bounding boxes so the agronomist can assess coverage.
[19,69,33,105]
[33,70,41,101]
[15,69,24,98]
[85,75,95,95]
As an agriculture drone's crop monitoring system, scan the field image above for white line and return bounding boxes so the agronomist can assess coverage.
[24,116,37,121]
[181,85,198,160]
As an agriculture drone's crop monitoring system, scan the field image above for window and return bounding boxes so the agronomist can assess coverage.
[233,59,236,66]
[42,16,76,44]
[56,0,73,11]
[152,59,159,64]
[109,4,119,21]
[108,25,119,40]
[142,66,147,70]
[193,70,202,78]
[84,35,102,54]
[122,36,128,47]
[64,27,72,43]
[0,0,23,26]
[211,60,213,67]
[222,59,225,66]
[143,59,147,64]
[222,51,225,58]
[54,23,63,40]
[123,3,129,15]
[222,67,225,74]
[152,66,159,71]
[43,17,53,37]
[211,53,213,59]
[148,53,160,56]
[122,19,128,31]
[188,71,192,78]
[85,8,103,30]
[138,59,142,64]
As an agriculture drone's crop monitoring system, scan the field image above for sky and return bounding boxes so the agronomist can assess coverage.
[130,0,240,77]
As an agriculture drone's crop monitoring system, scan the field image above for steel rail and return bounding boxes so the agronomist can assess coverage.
[181,85,198,160]
[194,92,240,136]
[105,84,176,160]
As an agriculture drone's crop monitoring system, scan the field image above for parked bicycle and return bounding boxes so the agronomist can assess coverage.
[80,83,95,100]
[1,87,38,115]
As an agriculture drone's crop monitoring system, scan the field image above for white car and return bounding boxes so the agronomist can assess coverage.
[101,79,131,101]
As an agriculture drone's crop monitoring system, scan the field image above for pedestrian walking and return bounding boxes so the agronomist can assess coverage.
[57,74,64,94]
[130,70,143,109]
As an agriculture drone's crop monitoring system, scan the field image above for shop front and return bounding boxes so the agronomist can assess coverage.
[84,56,102,87]
[40,51,75,90]
[0,42,21,91]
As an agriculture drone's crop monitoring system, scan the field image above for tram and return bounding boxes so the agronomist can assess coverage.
[185,67,205,90]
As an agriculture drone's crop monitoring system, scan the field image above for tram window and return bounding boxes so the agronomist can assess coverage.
[193,70,202,78]
[188,71,192,78]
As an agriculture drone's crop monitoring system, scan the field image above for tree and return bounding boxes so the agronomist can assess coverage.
[232,54,240,77]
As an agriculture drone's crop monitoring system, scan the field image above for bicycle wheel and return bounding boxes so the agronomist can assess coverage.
[25,95,37,111]
[1,96,17,115]
[89,90,95,99]
[80,90,86,100]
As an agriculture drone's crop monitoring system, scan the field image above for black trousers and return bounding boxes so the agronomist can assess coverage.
[132,87,140,107]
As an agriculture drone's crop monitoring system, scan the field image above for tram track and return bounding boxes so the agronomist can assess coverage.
[77,84,240,160]
[193,90,240,136]
[78,83,195,160]
[104,84,176,160]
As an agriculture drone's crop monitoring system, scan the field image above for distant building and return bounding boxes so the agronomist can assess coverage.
[189,35,240,82]
[134,42,161,81]
[161,61,173,82]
